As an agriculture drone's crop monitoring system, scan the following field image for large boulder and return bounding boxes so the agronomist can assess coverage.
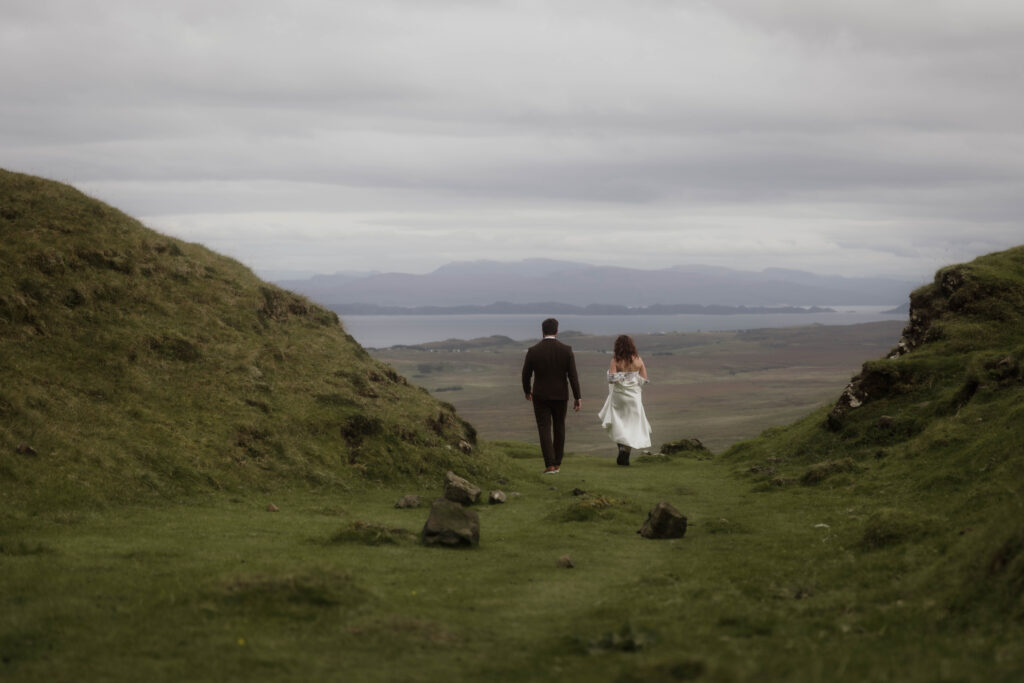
[422,498,480,548]
[638,502,687,539]
[443,471,481,505]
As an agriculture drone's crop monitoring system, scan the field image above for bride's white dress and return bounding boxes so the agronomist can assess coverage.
[598,371,652,449]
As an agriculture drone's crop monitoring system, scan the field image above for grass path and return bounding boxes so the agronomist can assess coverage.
[2,448,1017,682]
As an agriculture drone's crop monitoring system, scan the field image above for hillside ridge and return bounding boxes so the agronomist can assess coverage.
[277,259,919,308]
[0,169,481,513]
[724,244,1024,621]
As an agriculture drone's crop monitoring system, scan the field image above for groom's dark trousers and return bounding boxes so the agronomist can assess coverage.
[532,399,568,469]
[522,338,581,469]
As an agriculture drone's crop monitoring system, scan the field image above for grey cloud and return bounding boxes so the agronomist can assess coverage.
[1,0,1022,278]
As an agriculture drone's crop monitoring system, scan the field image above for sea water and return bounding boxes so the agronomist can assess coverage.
[340,307,907,348]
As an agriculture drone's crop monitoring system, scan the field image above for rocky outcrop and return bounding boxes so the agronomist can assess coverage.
[827,267,966,430]
[887,268,962,359]
[421,498,480,548]
[827,363,908,430]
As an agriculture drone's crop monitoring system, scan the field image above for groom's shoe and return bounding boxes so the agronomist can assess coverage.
[543,466,557,474]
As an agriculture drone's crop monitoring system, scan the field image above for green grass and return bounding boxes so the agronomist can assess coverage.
[0,169,480,515]
[2,170,1024,680]
[3,450,1022,682]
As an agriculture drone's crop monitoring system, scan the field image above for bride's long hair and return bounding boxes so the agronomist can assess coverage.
[613,335,638,368]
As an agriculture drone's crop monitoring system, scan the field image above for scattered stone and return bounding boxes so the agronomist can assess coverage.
[395,495,421,509]
[510,492,521,498]
[421,498,480,548]
[638,502,688,539]
[488,490,506,505]
[588,624,654,653]
[572,487,587,496]
[876,415,895,429]
[443,471,481,505]
[557,553,574,568]
[458,440,473,454]
[16,443,38,456]
[266,504,279,512]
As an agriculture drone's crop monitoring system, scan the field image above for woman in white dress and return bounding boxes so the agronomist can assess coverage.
[598,335,652,466]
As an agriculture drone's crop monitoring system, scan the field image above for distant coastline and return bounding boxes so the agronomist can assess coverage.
[336,307,908,348]
[329,302,837,316]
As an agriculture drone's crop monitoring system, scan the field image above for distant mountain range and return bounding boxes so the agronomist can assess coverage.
[331,302,837,316]
[276,259,921,310]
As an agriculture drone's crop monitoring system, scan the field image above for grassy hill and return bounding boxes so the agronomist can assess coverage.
[2,168,1023,680]
[0,169,481,515]
[722,245,1024,622]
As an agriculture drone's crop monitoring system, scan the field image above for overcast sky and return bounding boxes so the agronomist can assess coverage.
[3,0,1022,280]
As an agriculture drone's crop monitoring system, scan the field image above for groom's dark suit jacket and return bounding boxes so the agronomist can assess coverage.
[521,338,581,402]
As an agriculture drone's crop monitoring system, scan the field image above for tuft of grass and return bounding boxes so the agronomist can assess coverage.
[489,440,539,460]
[214,568,371,616]
[581,622,657,654]
[799,457,859,485]
[703,517,750,534]
[859,508,935,549]
[659,438,713,460]
[557,494,633,522]
[0,539,54,556]
[327,521,418,546]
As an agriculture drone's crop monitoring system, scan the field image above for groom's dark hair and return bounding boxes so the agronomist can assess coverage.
[542,318,559,336]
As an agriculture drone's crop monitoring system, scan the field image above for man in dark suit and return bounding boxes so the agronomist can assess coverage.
[521,318,582,474]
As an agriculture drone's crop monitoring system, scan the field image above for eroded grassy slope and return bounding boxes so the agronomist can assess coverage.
[724,246,1024,623]
[0,170,482,514]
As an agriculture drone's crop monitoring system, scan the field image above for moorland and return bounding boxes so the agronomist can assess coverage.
[369,321,906,455]
[2,169,1023,682]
